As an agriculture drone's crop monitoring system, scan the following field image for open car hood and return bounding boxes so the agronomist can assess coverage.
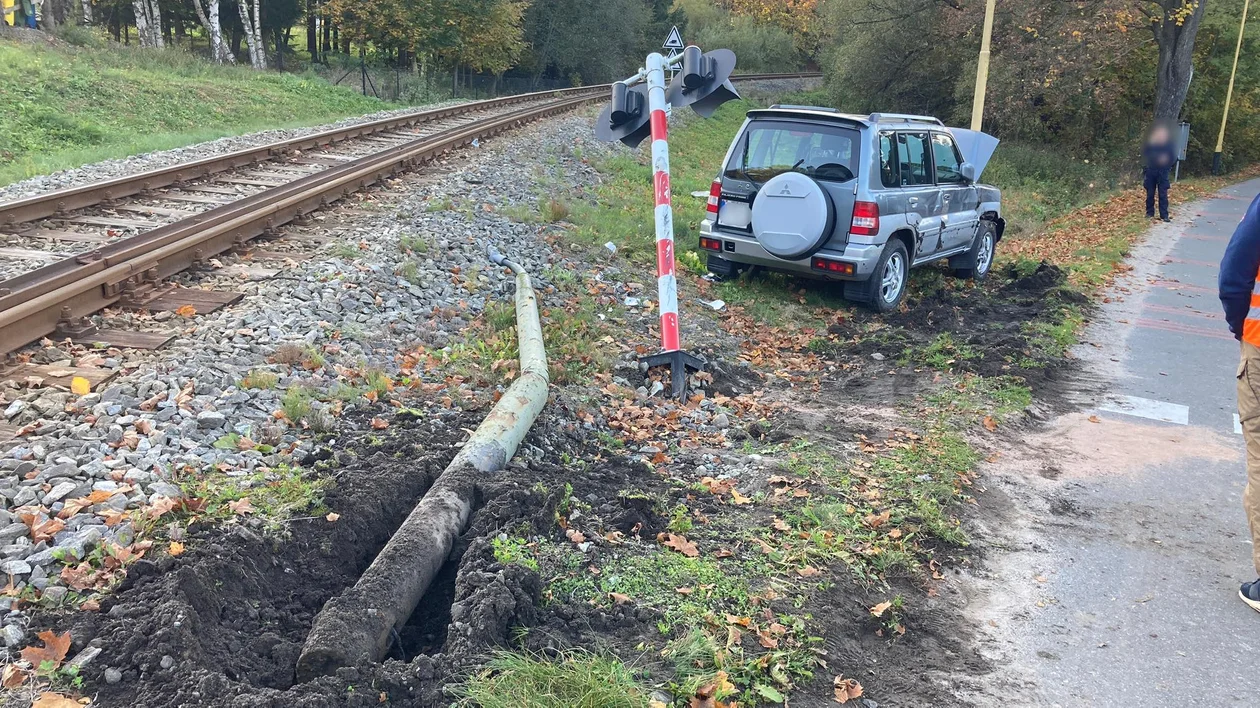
[946,128,1000,181]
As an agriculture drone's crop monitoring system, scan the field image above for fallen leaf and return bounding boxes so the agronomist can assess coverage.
[713,548,734,558]
[797,565,820,577]
[20,630,71,672]
[833,675,864,703]
[70,377,91,396]
[658,532,700,558]
[565,528,586,544]
[870,601,893,617]
[1,663,26,689]
[145,495,178,520]
[757,630,779,648]
[370,417,389,430]
[675,586,694,595]
[609,592,632,605]
[863,510,892,529]
[79,599,100,612]
[729,488,752,505]
[326,513,340,522]
[175,305,198,318]
[1088,415,1101,423]
[772,518,791,532]
[982,415,998,431]
[168,541,185,557]
[31,692,81,708]
[228,498,256,515]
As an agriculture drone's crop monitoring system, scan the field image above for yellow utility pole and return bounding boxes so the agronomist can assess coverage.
[1214,0,1250,174]
[970,0,998,131]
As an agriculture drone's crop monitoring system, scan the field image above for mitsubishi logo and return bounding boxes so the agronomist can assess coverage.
[778,184,793,196]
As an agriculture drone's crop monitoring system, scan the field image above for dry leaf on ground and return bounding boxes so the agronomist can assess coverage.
[833,675,864,703]
[31,692,82,708]
[168,541,185,556]
[870,601,892,617]
[228,498,256,515]
[20,630,71,671]
[658,532,699,557]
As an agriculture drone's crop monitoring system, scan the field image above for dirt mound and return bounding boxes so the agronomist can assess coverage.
[828,262,1084,390]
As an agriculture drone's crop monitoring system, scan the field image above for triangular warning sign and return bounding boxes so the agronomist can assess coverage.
[663,25,684,50]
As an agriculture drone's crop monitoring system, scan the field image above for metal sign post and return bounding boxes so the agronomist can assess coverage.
[639,51,703,398]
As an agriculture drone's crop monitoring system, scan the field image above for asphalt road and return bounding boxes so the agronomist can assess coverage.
[973,177,1260,707]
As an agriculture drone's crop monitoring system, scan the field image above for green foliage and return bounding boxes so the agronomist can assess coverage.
[281,386,314,422]
[0,39,394,185]
[492,536,540,570]
[454,650,651,708]
[241,369,280,390]
[179,464,328,535]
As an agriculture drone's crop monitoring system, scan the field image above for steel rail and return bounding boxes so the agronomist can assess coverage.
[0,72,821,357]
[0,73,818,228]
[0,86,606,228]
[0,94,595,355]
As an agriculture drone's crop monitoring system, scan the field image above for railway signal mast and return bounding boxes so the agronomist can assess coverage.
[594,45,740,398]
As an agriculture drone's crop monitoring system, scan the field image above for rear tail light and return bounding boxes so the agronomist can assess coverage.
[706,179,722,215]
[850,201,879,236]
[812,257,855,275]
[699,237,723,251]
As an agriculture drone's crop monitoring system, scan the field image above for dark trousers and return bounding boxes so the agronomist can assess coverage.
[1145,168,1170,219]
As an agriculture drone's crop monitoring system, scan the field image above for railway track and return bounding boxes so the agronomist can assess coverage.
[0,72,819,360]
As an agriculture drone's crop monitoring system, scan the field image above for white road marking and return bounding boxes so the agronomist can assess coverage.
[1098,395,1190,425]
[1236,413,1244,435]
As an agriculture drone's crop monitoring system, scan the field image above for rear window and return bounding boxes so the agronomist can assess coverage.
[725,120,859,186]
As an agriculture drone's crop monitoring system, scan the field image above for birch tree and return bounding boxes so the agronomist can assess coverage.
[80,0,91,24]
[192,0,234,63]
[131,0,164,47]
[237,0,267,69]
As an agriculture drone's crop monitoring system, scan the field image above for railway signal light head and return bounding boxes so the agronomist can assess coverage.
[595,81,653,147]
[668,47,740,118]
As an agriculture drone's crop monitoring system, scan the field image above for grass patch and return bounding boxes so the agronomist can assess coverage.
[766,432,977,582]
[239,369,279,390]
[454,650,651,708]
[0,38,396,185]
[177,464,328,536]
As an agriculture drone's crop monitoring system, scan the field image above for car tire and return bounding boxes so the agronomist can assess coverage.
[848,240,909,313]
[951,220,997,281]
[705,253,745,281]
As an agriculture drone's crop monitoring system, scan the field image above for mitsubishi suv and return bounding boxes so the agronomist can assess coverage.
[698,106,1005,312]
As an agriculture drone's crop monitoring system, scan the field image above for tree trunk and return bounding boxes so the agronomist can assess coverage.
[193,0,233,63]
[306,0,317,60]
[1152,0,1209,121]
[237,0,266,69]
[131,0,163,47]
[321,9,330,53]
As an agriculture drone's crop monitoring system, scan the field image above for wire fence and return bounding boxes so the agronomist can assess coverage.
[307,55,574,104]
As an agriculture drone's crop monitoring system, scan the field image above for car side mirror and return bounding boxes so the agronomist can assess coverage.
[960,162,976,183]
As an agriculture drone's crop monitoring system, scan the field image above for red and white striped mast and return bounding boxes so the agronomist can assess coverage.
[638,50,703,398]
[597,46,738,398]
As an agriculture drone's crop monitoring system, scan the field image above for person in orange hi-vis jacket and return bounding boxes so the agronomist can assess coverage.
[1219,190,1260,612]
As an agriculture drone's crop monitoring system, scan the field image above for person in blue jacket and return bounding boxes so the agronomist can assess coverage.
[1143,123,1177,222]
[1218,190,1260,613]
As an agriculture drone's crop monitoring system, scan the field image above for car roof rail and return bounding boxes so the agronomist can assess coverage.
[867,112,944,126]
[768,104,839,112]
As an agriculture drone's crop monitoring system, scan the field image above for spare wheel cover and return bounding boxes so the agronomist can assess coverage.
[751,172,836,260]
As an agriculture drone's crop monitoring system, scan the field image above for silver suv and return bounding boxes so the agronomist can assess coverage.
[698,106,1004,311]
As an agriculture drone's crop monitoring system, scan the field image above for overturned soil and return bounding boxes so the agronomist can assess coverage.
[30,406,673,707]
[29,394,999,707]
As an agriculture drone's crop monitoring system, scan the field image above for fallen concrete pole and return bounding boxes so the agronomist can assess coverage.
[295,245,549,681]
